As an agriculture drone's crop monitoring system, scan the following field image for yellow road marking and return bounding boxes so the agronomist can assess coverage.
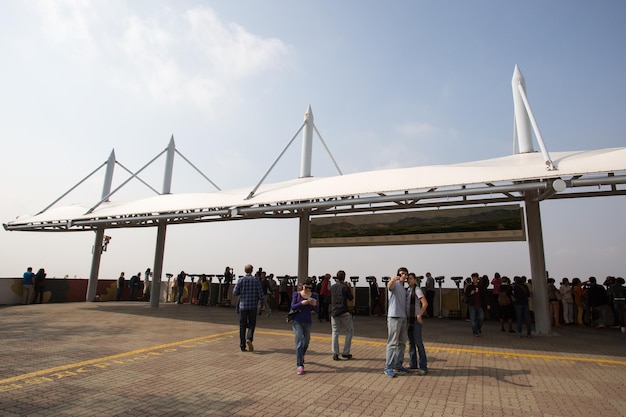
[257,330,626,366]
[3,328,625,387]
[0,330,238,385]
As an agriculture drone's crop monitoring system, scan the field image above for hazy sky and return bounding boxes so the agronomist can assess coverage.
[1,1,625,286]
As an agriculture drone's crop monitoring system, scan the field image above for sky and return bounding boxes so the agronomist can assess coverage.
[1,0,625,287]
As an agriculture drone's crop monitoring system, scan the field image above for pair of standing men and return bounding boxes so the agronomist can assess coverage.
[384,267,429,377]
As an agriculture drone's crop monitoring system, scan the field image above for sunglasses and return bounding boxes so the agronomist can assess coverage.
[304,285,312,289]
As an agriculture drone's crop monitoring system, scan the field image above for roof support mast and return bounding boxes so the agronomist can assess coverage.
[86,150,116,301]
[513,65,552,335]
[298,106,314,283]
[150,136,176,308]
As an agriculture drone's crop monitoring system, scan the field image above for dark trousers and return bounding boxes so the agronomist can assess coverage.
[34,286,45,303]
[425,291,435,317]
[319,296,330,321]
[515,304,532,335]
[239,309,258,349]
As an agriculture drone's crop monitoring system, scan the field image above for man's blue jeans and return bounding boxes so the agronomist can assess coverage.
[515,304,532,336]
[469,306,484,335]
[408,322,427,370]
[239,309,257,350]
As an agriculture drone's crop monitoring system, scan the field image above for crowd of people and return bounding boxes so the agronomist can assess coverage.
[20,264,625,339]
[464,273,626,336]
[19,263,625,379]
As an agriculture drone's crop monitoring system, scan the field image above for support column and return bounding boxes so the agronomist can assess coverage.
[525,191,550,335]
[297,212,310,284]
[86,228,105,301]
[86,150,116,302]
[150,220,167,308]
[149,137,175,307]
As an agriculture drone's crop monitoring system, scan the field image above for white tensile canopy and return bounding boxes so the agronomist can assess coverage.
[4,66,626,335]
[5,147,626,231]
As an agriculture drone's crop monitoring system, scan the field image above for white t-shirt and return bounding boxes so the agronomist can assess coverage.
[387,281,407,318]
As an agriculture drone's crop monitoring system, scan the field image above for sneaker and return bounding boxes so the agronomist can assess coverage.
[332,354,340,361]
[416,369,427,376]
[396,366,410,373]
[621,327,625,333]
[341,354,353,360]
[297,366,304,375]
[384,369,396,378]
[246,340,254,352]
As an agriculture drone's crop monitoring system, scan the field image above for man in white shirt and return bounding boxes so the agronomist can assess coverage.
[383,267,410,378]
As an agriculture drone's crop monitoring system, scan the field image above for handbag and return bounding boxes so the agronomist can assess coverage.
[286,293,301,322]
[286,308,299,323]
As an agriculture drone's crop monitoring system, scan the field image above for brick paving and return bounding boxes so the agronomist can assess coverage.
[0,302,625,417]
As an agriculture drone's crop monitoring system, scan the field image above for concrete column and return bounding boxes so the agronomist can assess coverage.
[525,191,551,335]
[86,228,105,301]
[297,212,310,284]
[150,221,167,308]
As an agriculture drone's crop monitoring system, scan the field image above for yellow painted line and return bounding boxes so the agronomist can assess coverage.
[3,328,625,388]
[0,330,238,385]
[257,330,626,366]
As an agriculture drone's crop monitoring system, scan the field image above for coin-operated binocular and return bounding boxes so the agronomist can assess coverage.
[435,276,445,318]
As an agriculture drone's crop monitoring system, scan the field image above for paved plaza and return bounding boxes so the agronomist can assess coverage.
[1,302,625,417]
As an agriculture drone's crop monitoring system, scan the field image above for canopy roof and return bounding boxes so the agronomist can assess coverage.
[5,147,626,232]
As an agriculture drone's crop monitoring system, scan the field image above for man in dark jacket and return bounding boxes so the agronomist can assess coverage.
[464,272,490,337]
[330,270,354,361]
[588,276,610,327]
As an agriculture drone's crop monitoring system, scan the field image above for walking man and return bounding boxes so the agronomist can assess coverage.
[233,264,265,352]
[330,270,354,361]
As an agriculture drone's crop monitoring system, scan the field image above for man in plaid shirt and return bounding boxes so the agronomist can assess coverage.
[233,264,265,352]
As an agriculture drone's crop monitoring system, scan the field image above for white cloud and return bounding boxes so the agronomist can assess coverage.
[395,121,439,138]
[31,1,291,113]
